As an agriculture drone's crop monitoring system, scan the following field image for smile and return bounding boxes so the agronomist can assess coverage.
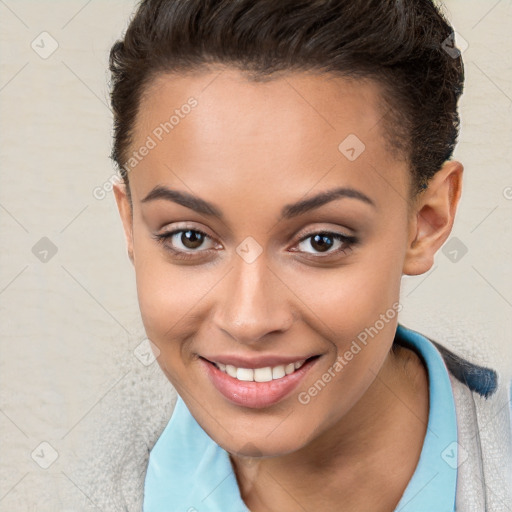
[200,355,321,409]
[214,359,307,382]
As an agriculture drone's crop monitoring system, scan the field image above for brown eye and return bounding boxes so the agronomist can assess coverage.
[179,230,205,250]
[152,228,217,259]
[294,231,358,258]
[309,233,335,253]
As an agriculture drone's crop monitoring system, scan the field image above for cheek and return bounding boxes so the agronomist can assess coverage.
[134,217,405,343]
[284,239,404,342]
[290,231,406,423]
[132,235,199,346]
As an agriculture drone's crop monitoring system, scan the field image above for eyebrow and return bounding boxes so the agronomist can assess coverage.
[141,185,376,221]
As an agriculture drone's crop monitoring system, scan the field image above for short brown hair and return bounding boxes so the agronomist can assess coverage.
[109,0,464,197]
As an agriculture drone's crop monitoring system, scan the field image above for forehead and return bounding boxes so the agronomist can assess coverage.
[129,67,408,208]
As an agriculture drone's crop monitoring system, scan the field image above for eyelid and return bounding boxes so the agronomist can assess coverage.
[157,227,220,249]
[154,223,358,259]
[293,224,356,242]
[158,222,220,242]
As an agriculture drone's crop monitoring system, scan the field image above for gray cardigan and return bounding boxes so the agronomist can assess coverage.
[72,333,512,511]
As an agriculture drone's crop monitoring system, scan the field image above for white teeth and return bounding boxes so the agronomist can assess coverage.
[272,365,286,379]
[285,363,295,375]
[226,364,237,378]
[236,368,254,381]
[254,367,273,382]
[215,359,309,381]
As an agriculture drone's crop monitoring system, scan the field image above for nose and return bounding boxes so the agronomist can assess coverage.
[212,254,295,345]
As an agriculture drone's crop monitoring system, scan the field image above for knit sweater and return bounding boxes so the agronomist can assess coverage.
[73,327,512,511]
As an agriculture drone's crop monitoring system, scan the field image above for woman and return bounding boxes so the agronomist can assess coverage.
[105,0,512,510]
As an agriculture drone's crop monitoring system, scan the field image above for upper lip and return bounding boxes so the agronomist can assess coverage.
[201,353,320,369]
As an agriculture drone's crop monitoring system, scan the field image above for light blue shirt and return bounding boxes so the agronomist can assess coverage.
[144,324,458,512]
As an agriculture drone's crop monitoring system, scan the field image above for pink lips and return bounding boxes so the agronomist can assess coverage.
[200,356,319,409]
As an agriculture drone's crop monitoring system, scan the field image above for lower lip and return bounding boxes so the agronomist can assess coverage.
[200,356,319,409]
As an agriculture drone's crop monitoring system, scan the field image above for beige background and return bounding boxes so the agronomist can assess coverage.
[0,0,511,509]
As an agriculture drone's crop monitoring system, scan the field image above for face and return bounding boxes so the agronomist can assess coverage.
[113,66,461,457]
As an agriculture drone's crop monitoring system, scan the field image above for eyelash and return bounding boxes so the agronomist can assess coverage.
[152,228,214,261]
[152,228,358,261]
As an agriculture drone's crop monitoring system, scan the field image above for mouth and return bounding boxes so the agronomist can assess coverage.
[199,355,321,409]
[210,356,315,381]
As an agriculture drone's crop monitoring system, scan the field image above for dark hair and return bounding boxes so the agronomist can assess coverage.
[109,0,464,201]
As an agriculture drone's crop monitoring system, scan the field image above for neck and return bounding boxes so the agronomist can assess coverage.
[230,344,429,512]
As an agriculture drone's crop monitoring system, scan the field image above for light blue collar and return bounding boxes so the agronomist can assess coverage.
[144,324,457,512]
[143,394,247,511]
[393,324,458,512]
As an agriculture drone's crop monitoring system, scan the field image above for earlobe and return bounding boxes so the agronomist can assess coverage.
[112,181,135,265]
[403,161,463,276]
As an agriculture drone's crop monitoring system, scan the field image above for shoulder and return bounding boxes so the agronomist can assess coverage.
[428,335,499,398]
[423,332,512,510]
[72,357,177,511]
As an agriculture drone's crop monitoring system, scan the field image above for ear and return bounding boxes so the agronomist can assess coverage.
[113,181,135,265]
[403,161,463,276]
